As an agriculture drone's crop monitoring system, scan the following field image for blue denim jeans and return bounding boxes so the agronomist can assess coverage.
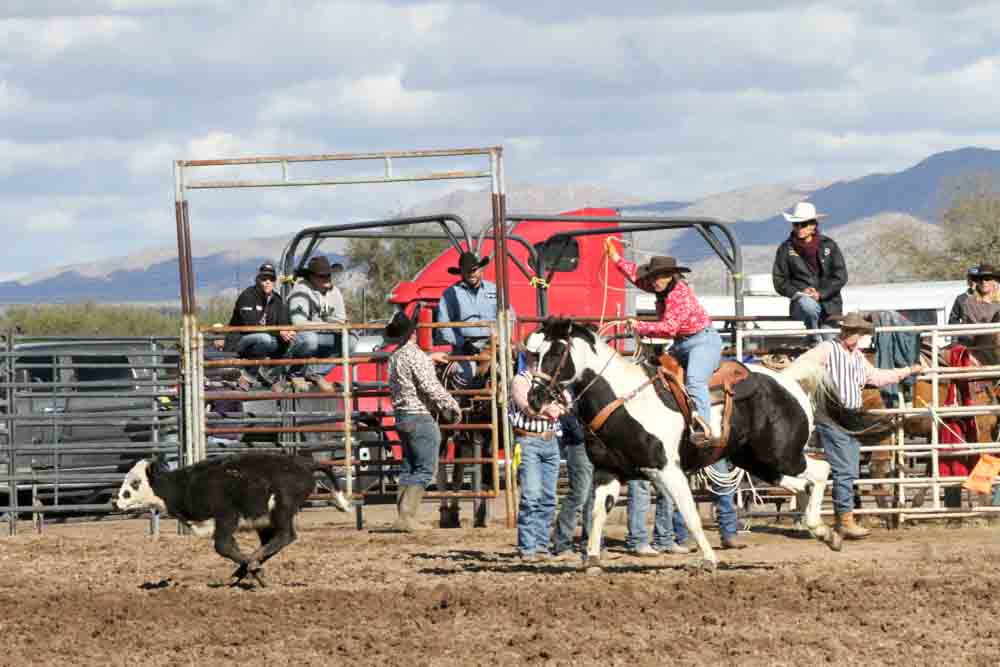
[237,332,280,359]
[790,295,835,343]
[517,435,561,555]
[626,480,686,550]
[552,443,594,554]
[395,412,441,488]
[631,459,739,547]
[236,333,281,379]
[286,330,342,378]
[669,327,722,422]
[815,421,859,515]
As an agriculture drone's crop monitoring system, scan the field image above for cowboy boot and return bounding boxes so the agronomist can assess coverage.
[393,486,430,532]
[439,501,461,528]
[834,512,870,540]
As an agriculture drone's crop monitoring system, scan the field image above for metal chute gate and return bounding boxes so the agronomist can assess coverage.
[174,148,516,528]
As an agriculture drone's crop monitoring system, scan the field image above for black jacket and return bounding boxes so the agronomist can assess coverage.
[224,286,289,351]
[772,234,848,318]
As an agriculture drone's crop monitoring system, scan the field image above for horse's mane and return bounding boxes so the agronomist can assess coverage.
[538,317,598,353]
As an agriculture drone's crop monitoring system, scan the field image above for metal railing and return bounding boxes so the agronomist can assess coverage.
[193,319,514,528]
[0,333,182,535]
[735,321,1000,523]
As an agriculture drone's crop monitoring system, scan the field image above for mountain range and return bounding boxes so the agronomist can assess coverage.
[1,146,997,304]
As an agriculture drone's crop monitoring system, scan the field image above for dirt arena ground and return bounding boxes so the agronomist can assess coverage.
[1,504,998,667]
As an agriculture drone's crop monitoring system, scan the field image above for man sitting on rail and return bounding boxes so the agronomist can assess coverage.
[285,256,346,392]
[225,263,294,391]
[435,251,512,383]
[772,201,847,344]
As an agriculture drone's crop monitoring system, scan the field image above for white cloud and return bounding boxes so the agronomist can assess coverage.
[0,15,140,58]
[5,1,1000,277]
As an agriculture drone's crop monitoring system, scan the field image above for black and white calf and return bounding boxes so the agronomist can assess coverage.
[526,319,839,570]
[114,453,351,585]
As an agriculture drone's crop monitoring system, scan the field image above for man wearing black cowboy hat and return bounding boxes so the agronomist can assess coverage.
[949,263,1000,329]
[795,311,923,539]
[225,262,294,391]
[384,307,462,532]
[435,250,511,383]
[285,255,347,392]
[772,201,848,344]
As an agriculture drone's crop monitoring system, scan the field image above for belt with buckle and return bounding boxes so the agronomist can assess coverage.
[514,428,555,441]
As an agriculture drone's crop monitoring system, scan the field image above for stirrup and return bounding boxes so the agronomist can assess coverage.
[689,415,714,449]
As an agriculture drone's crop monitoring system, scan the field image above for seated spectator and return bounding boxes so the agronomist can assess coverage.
[949,263,1000,361]
[772,201,847,344]
[226,263,293,391]
[285,255,346,392]
[948,266,980,326]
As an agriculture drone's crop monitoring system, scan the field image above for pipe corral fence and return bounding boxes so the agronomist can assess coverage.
[173,147,517,529]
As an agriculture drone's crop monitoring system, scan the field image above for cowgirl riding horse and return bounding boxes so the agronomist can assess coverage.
[604,238,719,446]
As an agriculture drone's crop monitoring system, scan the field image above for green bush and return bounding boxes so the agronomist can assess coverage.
[0,296,234,338]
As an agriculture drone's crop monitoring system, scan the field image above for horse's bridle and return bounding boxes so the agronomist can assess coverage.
[530,339,574,405]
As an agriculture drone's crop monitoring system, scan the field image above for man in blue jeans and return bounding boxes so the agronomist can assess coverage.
[551,414,594,559]
[626,459,745,553]
[511,354,564,561]
[385,309,462,532]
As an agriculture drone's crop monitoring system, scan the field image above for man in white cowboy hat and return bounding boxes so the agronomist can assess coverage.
[793,312,924,539]
[435,250,513,383]
[772,201,848,344]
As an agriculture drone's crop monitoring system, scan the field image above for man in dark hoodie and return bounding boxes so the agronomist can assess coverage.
[772,201,848,344]
[226,262,294,390]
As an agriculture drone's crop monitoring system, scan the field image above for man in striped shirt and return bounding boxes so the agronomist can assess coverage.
[510,351,567,561]
[794,312,923,539]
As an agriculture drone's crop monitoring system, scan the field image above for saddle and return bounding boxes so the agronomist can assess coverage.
[652,355,752,450]
[586,353,753,450]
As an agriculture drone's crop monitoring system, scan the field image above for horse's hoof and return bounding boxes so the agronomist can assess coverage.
[582,556,603,574]
[687,559,717,573]
[585,564,603,575]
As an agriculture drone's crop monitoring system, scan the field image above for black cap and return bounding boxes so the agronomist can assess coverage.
[256,263,277,280]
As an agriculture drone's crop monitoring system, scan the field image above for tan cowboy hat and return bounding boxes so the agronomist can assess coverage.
[637,256,690,280]
[837,311,874,333]
[782,201,828,224]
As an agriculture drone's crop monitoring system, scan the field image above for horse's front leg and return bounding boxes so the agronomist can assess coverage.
[649,464,717,570]
[585,475,620,572]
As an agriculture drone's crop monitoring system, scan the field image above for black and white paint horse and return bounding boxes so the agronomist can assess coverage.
[526,319,839,570]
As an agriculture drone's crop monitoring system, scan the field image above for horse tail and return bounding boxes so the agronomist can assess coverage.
[779,354,829,399]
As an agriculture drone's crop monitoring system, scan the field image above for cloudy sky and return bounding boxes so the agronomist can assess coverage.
[3,0,1000,278]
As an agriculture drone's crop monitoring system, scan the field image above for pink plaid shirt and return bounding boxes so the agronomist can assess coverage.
[615,258,711,338]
